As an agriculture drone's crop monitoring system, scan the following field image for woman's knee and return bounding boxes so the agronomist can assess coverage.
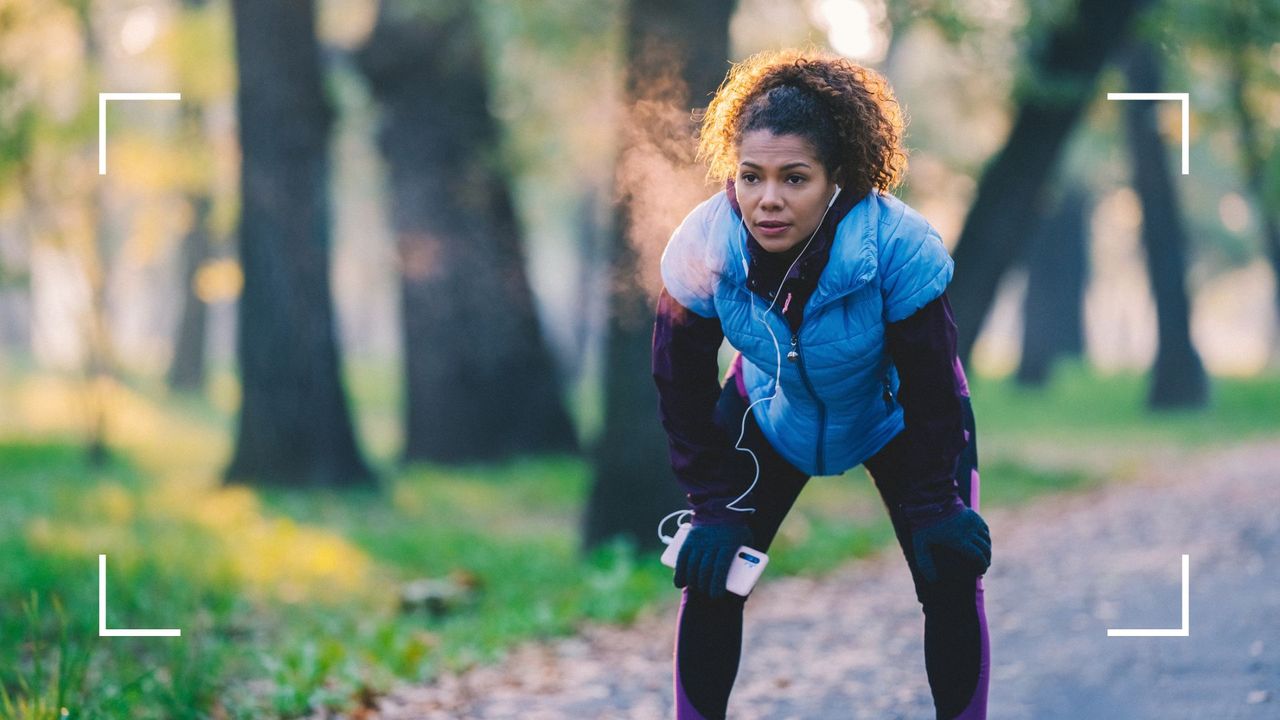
[681,586,750,621]
[914,572,981,610]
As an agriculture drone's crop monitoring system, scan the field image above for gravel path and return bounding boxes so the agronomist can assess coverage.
[363,440,1280,719]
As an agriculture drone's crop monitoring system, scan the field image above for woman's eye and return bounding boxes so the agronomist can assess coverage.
[787,175,806,184]
[741,174,758,183]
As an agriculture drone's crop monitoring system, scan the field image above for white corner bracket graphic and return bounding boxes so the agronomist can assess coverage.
[99,554,181,637]
[1105,92,1190,175]
[98,92,182,175]
[1107,553,1189,637]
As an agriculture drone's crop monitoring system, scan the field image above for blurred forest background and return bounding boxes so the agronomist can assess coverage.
[1,0,1278,717]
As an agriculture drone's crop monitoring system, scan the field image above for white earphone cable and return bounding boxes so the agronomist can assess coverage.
[722,185,839,516]
[658,184,841,544]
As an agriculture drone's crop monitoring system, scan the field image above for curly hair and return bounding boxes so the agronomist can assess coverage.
[696,48,908,202]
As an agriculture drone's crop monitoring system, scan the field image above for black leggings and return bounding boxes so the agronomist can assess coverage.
[672,379,990,719]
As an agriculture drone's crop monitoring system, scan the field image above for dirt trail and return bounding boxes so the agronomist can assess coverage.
[357,440,1280,719]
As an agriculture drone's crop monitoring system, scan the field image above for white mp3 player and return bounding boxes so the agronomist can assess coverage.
[661,522,769,596]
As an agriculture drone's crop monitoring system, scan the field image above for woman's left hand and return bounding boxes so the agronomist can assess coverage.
[908,506,991,584]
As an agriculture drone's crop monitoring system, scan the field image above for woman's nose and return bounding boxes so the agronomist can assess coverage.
[760,182,784,209]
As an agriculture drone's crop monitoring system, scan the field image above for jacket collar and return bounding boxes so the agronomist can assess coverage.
[726,178,856,286]
[722,179,880,313]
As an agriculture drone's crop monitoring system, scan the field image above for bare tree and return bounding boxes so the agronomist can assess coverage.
[947,0,1154,365]
[225,0,372,487]
[1121,40,1208,409]
[355,0,578,464]
[1016,181,1089,387]
[581,0,738,553]
[166,191,212,392]
[1221,0,1280,366]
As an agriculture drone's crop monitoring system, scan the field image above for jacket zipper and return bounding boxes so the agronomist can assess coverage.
[758,292,829,475]
[738,219,882,475]
[752,263,871,477]
[882,372,894,415]
[790,330,826,475]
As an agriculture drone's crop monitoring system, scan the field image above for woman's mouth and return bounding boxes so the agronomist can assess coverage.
[755,221,791,237]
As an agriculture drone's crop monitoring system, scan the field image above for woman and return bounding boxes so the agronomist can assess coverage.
[651,49,991,720]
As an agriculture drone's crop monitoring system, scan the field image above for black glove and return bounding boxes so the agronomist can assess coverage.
[907,504,991,584]
[673,522,755,599]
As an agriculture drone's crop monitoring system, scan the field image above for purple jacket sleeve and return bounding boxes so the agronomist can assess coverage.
[883,292,970,528]
[651,286,743,525]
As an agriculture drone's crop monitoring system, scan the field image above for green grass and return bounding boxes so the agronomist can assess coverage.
[0,440,678,718]
[2,362,1278,718]
[971,358,1280,448]
[0,441,240,719]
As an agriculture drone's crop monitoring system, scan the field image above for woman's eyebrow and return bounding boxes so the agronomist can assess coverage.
[739,160,812,170]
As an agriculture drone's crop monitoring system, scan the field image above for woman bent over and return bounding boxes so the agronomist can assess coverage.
[651,48,991,720]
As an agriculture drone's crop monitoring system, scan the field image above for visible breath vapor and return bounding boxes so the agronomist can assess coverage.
[611,43,721,325]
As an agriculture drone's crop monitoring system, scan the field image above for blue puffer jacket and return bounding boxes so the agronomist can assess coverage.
[659,188,954,476]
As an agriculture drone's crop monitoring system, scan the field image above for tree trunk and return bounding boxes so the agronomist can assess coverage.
[76,4,114,467]
[949,0,1153,366]
[581,0,737,554]
[1121,41,1208,409]
[568,188,606,388]
[1016,181,1088,386]
[225,0,372,487]
[1225,36,1280,368]
[167,194,212,392]
[85,188,115,467]
[355,0,578,464]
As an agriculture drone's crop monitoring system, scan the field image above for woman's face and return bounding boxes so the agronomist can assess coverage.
[734,129,838,254]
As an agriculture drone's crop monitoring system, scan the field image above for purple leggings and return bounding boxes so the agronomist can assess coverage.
[672,371,990,719]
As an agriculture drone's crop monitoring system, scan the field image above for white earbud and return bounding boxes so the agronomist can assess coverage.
[827,184,841,209]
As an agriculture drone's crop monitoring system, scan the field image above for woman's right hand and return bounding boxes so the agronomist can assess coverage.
[673,522,756,599]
